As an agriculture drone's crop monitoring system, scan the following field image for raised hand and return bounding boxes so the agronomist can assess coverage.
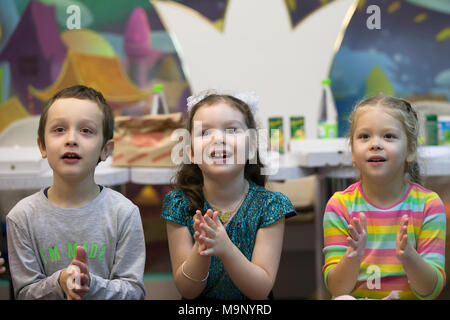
[198,210,232,258]
[396,214,415,261]
[347,212,367,259]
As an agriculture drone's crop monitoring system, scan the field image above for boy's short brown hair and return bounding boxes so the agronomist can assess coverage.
[38,85,114,149]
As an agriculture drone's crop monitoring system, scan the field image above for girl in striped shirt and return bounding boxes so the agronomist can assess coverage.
[323,95,446,299]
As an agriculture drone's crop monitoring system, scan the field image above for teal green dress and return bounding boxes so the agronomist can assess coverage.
[161,180,296,300]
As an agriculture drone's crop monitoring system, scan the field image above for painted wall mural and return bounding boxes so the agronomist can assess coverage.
[0,0,448,137]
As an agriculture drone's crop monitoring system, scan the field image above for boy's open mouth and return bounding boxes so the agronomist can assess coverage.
[62,152,81,160]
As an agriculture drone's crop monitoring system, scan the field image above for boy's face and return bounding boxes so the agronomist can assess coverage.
[38,98,113,181]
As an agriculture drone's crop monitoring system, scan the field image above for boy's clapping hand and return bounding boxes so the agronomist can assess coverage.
[59,246,91,300]
[0,251,5,274]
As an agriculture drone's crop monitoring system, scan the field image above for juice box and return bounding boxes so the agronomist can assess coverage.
[269,117,284,154]
[290,116,305,140]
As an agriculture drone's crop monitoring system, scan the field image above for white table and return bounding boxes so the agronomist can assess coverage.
[0,156,129,191]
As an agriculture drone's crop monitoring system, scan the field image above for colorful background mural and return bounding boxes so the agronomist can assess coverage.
[0,0,449,274]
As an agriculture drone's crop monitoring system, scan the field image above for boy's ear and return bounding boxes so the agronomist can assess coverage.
[37,137,47,159]
[100,139,114,161]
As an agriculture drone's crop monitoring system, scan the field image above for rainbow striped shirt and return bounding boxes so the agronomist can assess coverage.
[323,181,446,299]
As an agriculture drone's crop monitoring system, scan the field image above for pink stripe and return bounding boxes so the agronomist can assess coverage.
[424,201,446,215]
[418,238,446,248]
[364,248,396,257]
[341,181,360,194]
[358,182,413,210]
[410,182,433,193]
[324,235,348,245]
[350,210,417,219]
[364,256,400,265]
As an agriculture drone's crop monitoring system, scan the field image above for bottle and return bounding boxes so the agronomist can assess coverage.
[318,78,338,139]
[151,84,169,115]
[425,114,438,146]
[438,115,450,145]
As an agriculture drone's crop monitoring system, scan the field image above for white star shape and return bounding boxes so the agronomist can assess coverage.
[152,0,357,140]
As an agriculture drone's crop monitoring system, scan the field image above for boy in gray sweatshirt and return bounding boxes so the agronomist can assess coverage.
[6,85,146,300]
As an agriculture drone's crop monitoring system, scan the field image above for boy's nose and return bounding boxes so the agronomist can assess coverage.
[65,131,78,147]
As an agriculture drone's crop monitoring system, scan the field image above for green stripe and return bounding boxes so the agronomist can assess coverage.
[144,273,173,281]
[421,221,446,231]
[0,279,9,287]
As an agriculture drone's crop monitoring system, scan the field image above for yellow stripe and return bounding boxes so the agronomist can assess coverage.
[352,289,415,300]
[324,228,348,237]
[421,229,446,239]
[360,262,404,273]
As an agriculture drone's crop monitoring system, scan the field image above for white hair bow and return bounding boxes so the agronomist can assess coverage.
[186,89,259,114]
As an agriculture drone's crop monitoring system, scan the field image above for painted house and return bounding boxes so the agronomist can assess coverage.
[0,1,67,114]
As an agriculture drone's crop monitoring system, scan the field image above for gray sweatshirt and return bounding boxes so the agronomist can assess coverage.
[6,187,146,300]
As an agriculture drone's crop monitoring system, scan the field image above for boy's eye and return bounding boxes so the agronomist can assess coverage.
[54,127,65,133]
[201,130,210,136]
[81,128,94,134]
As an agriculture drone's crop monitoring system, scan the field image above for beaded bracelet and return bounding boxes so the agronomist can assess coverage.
[181,261,209,282]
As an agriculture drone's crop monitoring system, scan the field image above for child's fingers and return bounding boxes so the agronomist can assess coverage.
[200,222,216,238]
[399,234,408,251]
[199,235,214,247]
[71,260,88,275]
[204,214,218,230]
[200,248,214,256]
[212,211,222,226]
[351,217,363,235]
[399,215,409,231]
[79,273,90,286]
[359,213,367,231]
[347,237,359,250]
[348,225,360,241]
[72,285,90,295]
[67,290,82,300]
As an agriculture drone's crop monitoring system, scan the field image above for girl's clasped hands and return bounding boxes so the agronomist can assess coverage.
[194,209,232,258]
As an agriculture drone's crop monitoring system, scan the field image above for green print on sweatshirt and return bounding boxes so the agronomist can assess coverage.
[40,242,107,265]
